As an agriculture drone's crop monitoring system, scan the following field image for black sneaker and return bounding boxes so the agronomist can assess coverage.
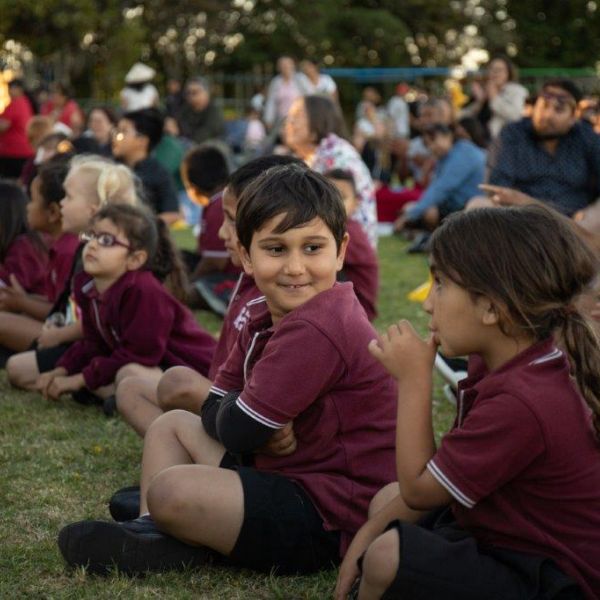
[102,395,117,417]
[71,389,102,406]
[58,516,212,575]
[109,485,141,522]
[406,232,431,254]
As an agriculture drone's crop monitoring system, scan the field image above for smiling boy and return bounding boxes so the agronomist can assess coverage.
[58,165,397,577]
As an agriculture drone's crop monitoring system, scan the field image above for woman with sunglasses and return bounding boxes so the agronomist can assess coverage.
[36,203,216,409]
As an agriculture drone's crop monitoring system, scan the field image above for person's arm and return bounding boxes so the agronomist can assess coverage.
[405,145,481,221]
[0,274,52,319]
[262,78,278,129]
[368,321,452,509]
[489,83,527,123]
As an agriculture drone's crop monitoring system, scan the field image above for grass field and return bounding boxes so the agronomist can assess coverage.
[0,233,455,599]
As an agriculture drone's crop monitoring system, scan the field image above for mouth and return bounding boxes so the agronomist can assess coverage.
[278,282,310,290]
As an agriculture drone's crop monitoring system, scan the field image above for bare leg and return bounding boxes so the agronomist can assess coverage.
[358,529,400,600]
[148,464,244,555]
[156,366,211,413]
[6,351,40,390]
[116,376,164,437]
[115,363,163,386]
[139,409,226,514]
[0,312,43,351]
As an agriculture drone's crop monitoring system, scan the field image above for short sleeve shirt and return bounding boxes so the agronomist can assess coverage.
[213,283,397,553]
[428,339,600,598]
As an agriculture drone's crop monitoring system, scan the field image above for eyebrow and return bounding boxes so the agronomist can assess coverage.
[257,234,331,244]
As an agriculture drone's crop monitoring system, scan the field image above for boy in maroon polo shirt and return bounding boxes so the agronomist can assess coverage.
[58,164,397,577]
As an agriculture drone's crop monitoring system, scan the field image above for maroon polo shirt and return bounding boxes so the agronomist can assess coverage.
[197,193,240,275]
[208,272,262,380]
[0,234,47,294]
[44,233,80,303]
[342,218,379,321]
[428,338,600,599]
[58,270,217,390]
[213,283,397,555]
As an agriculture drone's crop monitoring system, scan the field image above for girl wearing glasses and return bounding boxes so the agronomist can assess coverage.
[37,204,216,407]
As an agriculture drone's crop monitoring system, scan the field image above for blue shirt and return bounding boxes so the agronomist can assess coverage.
[488,118,600,216]
[406,139,486,221]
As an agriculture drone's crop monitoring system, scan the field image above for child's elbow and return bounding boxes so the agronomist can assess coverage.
[400,486,434,511]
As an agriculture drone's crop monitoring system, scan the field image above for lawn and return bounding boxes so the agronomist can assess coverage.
[0,234,455,599]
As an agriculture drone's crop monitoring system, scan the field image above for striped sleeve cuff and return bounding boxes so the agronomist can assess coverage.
[427,459,476,509]
[209,386,227,397]
[236,396,285,429]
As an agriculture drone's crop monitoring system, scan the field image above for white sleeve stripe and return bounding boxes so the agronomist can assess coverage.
[209,386,227,397]
[201,250,230,258]
[427,460,476,509]
[236,396,284,429]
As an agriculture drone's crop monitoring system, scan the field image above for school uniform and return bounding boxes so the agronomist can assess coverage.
[210,282,397,572]
[340,218,379,321]
[208,272,261,380]
[57,270,216,390]
[44,233,80,303]
[385,339,600,599]
[0,234,47,294]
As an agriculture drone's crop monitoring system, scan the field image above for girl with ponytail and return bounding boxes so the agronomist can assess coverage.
[337,205,600,600]
[37,203,216,409]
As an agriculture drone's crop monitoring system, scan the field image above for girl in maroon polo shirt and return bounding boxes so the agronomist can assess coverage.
[337,205,600,600]
[37,203,216,406]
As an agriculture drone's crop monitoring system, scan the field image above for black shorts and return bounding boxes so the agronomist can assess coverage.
[380,508,583,600]
[35,343,71,373]
[226,464,340,575]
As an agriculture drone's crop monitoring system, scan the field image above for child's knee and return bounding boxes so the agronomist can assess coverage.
[361,529,400,592]
[147,466,197,526]
[156,366,203,411]
[6,354,37,389]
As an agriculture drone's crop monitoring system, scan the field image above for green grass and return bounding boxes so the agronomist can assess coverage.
[0,234,455,599]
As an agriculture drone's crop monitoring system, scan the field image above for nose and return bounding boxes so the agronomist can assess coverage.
[423,285,434,315]
[283,251,306,276]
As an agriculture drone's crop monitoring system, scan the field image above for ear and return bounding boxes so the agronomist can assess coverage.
[479,297,500,326]
[47,202,62,225]
[125,249,148,272]
[335,232,350,271]
[237,240,254,276]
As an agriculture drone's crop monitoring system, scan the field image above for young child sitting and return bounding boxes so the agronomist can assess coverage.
[115,154,302,439]
[6,156,139,391]
[37,203,216,406]
[335,205,600,600]
[325,169,379,321]
[57,164,397,577]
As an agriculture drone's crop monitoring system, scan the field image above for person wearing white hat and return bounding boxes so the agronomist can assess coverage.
[120,63,160,112]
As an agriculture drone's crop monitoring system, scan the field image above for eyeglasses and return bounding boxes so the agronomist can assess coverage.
[80,231,132,250]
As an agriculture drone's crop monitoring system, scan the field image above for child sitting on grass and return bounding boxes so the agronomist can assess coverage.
[57,164,397,577]
[6,156,139,390]
[335,205,600,600]
[115,154,302,439]
[325,169,379,321]
[37,203,216,407]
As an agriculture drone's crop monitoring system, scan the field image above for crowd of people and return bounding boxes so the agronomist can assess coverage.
[0,53,600,599]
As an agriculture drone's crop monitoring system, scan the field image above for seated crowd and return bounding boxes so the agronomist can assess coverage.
[0,62,599,600]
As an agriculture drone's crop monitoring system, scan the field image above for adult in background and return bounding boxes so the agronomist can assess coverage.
[166,77,225,146]
[81,106,117,156]
[0,79,35,178]
[120,63,160,112]
[299,59,338,101]
[40,83,84,136]
[476,79,600,217]
[284,94,378,246]
[263,56,307,131]
[460,55,527,143]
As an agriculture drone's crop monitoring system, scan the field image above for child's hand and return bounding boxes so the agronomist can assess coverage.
[368,320,437,383]
[0,275,26,312]
[36,367,68,400]
[258,422,297,457]
[37,324,64,349]
[47,374,85,401]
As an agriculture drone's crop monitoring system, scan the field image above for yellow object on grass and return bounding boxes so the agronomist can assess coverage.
[407,275,432,303]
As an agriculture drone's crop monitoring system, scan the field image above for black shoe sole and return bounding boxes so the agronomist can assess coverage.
[109,485,141,522]
[58,520,211,576]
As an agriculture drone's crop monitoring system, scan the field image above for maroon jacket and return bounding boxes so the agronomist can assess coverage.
[0,234,47,294]
[45,233,80,303]
[342,218,379,321]
[58,270,216,390]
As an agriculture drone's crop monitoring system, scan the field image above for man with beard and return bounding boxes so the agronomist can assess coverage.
[477,80,600,216]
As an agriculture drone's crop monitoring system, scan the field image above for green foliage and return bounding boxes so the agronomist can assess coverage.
[0,233,455,598]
